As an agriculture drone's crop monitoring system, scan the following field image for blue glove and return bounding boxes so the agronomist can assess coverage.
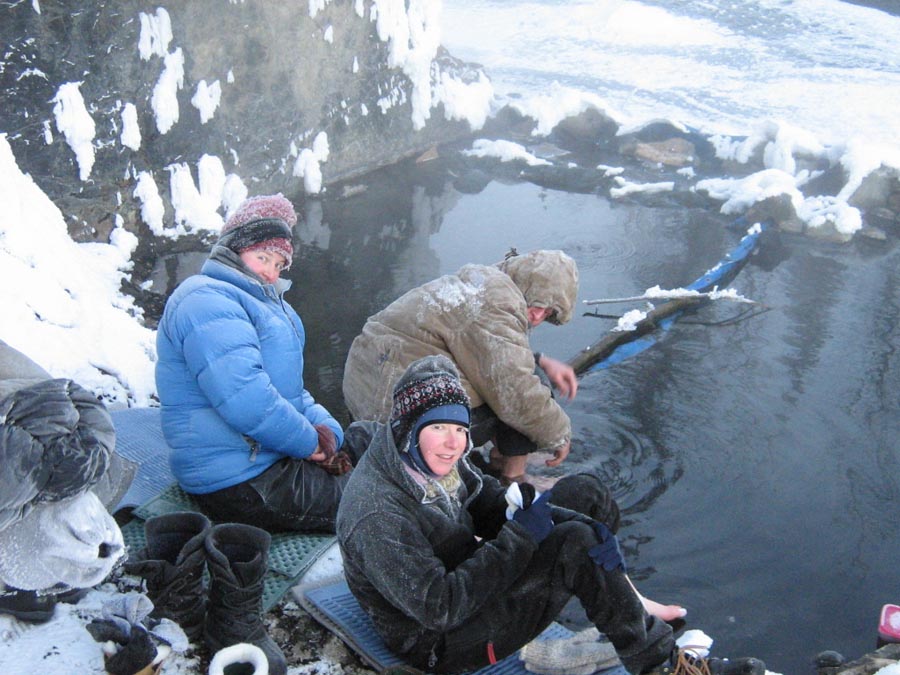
[513,489,554,543]
[588,520,626,572]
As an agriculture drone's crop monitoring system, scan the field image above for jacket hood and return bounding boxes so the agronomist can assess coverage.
[365,421,483,511]
[496,249,579,325]
[206,245,292,296]
[0,378,114,532]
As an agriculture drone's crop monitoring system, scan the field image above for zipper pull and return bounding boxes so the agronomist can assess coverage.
[244,435,260,461]
[428,644,438,670]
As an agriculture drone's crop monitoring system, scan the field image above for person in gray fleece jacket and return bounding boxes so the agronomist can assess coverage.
[337,355,760,675]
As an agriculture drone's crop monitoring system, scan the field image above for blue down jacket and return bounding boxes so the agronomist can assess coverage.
[156,247,343,494]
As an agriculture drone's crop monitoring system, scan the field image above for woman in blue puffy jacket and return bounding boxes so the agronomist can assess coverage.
[155,194,360,532]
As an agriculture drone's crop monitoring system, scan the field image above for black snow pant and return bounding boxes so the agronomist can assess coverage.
[402,474,674,675]
[193,421,376,533]
[469,364,553,457]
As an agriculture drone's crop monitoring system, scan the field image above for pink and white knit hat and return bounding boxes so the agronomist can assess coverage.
[218,194,296,269]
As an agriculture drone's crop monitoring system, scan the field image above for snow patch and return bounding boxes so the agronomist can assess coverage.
[52,82,96,181]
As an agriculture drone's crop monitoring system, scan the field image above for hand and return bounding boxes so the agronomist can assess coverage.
[588,520,626,572]
[307,448,327,462]
[538,354,578,400]
[513,489,554,543]
[314,424,337,458]
[308,424,352,474]
[317,450,354,476]
[545,440,570,468]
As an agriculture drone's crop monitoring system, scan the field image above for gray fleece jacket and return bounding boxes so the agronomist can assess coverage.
[335,421,538,656]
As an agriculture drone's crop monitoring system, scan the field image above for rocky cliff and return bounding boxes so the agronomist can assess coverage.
[1,0,485,242]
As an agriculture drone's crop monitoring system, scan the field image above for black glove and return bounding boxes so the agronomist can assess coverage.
[517,482,538,509]
[513,489,554,543]
[588,520,626,572]
[85,593,182,675]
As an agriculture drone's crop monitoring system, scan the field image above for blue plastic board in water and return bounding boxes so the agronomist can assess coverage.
[297,579,629,675]
[590,223,765,372]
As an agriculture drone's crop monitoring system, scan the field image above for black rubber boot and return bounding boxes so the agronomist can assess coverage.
[708,655,768,675]
[124,511,211,642]
[0,587,56,623]
[643,648,767,675]
[203,523,287,675]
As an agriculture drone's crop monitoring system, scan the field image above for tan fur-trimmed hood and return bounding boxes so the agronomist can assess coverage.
[496,250,578,325]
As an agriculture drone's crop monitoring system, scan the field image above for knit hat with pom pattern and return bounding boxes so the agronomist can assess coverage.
[218,194,296,269]
[390,355,471,476]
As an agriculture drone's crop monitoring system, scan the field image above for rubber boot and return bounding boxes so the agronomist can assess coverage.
[124,511,211,642]
[0,587,56,623]
[203,523,287,675]
[644,648,767,675]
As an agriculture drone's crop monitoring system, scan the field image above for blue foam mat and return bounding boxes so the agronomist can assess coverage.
[111,407,176,511]
[297,579,628,675]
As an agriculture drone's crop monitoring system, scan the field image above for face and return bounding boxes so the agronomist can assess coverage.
[527,306,554,327]
[240,249,288,284]
[417,422,469,476]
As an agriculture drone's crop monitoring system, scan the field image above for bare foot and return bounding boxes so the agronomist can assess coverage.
[625,576,687,622]
[640,596,687,622]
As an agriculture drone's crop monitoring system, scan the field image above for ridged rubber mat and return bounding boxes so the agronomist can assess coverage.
[296,579,629,675]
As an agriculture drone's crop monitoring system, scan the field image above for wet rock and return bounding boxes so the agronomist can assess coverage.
[818,643,900,675]
[802,164,848,198]
[815,650,846,669]
[622,120,690,143]
[482,104,539,141]
[848,167,900,211]
[619,136,697,168]
[745,194,805,233]
[866,206,899,234]
[805,220,855,244]
[452,168,493,195]
[549,107,619,150]
[857,225,888,241]
[523,164,608,194]
[528,142,572,161]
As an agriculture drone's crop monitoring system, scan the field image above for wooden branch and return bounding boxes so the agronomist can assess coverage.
[569,296,706,375]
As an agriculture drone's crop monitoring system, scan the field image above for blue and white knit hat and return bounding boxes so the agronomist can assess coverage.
[390,355,471,475]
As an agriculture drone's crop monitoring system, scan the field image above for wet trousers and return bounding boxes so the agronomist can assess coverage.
[470,404,535,456]
[469,365,553,457]
[403,473,673,674]
[193,421,375,533]
[404,521,673,675]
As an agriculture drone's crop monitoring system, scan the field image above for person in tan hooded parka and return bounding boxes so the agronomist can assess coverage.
[343,249,580,484]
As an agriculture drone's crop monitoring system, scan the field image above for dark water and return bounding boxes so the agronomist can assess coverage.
[148,161,899,674]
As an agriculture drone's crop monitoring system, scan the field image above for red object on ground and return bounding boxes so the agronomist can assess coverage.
[879,604,900,643]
